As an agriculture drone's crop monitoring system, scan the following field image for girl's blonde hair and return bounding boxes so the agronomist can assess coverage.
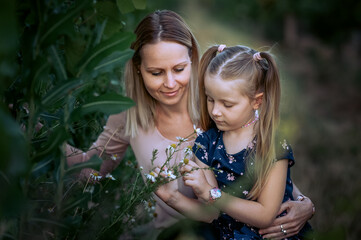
[199,45,281,200]
[125,10,200,137]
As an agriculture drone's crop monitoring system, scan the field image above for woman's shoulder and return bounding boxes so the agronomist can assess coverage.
[103,111,129,140]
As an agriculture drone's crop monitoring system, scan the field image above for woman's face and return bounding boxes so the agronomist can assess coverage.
[139,41,192,107]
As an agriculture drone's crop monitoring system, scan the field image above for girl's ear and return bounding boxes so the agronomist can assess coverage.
[252,92,264,110]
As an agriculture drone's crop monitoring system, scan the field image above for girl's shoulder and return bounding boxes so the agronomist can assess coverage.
[275,138,295,166]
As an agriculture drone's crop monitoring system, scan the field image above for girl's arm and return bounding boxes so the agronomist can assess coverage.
[154,164,219,223]
[185,158,288,229]
[258,183,315,239]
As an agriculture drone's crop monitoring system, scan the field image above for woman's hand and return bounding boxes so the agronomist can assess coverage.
[181,161,212,202]
[153,167,180,205]
[258,198,314,239]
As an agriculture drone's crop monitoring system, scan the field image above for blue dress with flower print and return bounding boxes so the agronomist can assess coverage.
[192,128,312,240]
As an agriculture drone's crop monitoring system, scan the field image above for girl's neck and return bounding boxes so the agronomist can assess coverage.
[223,126,256,154]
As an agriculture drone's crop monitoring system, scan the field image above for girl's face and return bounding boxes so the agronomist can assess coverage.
[140,41,192,108]
[204,73,256,133]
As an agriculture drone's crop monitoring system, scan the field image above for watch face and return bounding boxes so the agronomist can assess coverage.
[211,188,222,199]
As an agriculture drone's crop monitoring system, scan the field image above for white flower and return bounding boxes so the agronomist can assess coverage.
[193,124,203,136]
[176,136,188,142]
[194,142,205,150]
[146,171,156,183]
[105,173,116,180]
[139,166,144,170]
[84,185,95,193]
[184,145,193,157]
[166,143,177,157]
[180,158,189,165]
[90,172,102,181]
[162,169,176,179]
[111,154,119,161]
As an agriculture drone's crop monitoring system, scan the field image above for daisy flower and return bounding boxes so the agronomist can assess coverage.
[193,124,203,136]
[146,171,157,183]
[90,172,102,181]
[184,145,193,157]
[105,173,116,180]
[111,154,118,161]
[162,169,176,180]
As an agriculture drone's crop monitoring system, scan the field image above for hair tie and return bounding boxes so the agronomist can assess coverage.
[253,52,263,61]
[218,44,226,53]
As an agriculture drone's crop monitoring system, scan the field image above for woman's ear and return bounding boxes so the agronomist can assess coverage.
[253,92,263,110]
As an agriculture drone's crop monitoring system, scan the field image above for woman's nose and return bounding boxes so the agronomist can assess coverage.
[164,72,176,88]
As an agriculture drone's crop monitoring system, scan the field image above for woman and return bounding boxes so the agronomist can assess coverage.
[66,10,314,239]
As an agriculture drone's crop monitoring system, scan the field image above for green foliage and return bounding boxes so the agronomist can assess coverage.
[0,0,158,239]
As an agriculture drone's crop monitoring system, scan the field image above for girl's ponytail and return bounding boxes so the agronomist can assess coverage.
[249,51,281,200]
[199,45,219,130]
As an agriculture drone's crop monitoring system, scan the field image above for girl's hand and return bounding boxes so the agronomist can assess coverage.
[181,161,212,202]
[258,198,314,239]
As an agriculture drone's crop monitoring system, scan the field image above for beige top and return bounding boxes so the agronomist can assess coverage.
[67,112,196,229]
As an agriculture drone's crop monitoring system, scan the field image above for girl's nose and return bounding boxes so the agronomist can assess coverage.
[211,104,221,117]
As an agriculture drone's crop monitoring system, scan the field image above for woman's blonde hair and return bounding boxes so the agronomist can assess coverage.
[199,45,281,200]
[125,10,200,137]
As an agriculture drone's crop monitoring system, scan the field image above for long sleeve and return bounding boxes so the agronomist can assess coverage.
[66,112,130,176]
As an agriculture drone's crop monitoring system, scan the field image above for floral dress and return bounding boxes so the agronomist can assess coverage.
[192,128,312,240]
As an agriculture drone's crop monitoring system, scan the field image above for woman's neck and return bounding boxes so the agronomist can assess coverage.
[155,103,194,141]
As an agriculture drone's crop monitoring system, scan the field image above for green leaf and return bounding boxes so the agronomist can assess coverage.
[39,1,90,47]
[132,0,147,10]
[31,126,69,163]
[70,93,135,121]
[41,79,86,108]
[93,48,134,74]
[65,155,103,176]
[116,0,135,14]
[76,32,135,77]
[48,45,68,81]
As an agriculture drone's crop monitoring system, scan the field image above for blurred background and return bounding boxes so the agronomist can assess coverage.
[1,0,360,239]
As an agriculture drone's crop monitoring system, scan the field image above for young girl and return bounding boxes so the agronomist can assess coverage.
[179,44,313,239]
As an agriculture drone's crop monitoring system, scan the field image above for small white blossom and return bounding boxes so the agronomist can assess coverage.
[193,124,203,136]
[105,173,116,180]
[146,171,156,183]
[111,154,119,161]
[162,169,176,180]
[84,185,95,194]
[184,146,193,157]
[176,136,188,142]
[90,172,102,181]
[166,144,177,157]
[194,142,205,150]
[140,166,144,170]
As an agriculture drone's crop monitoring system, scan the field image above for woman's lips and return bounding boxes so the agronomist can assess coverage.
[162,89,179,97]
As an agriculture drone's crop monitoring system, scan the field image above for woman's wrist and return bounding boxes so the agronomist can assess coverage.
[297,194,315,219]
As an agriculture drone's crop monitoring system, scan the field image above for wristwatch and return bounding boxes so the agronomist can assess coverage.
[209,187,222,202]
